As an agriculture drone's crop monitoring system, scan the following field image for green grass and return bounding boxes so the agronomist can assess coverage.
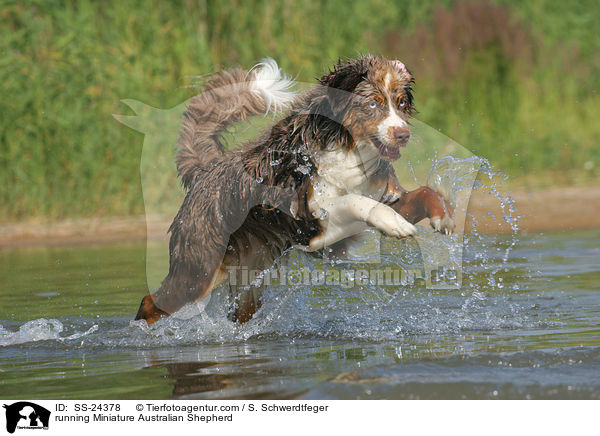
[1,0,599,222]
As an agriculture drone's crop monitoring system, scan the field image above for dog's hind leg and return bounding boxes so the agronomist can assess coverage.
[226,231,286,324]
[135,207,233,324]
[230,287,262,324]
[135,259,229,324]
[135,295,168,325]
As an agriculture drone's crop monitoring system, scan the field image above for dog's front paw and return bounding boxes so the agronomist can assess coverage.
[422,188,455,235]
[430,215,455,235]
[367,204,416,238]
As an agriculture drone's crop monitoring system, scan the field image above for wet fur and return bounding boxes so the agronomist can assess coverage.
[135,56,453,324]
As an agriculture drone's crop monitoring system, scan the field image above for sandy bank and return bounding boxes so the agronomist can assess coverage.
[1,185,598,248]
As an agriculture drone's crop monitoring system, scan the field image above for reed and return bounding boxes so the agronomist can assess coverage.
[1,0,598,221]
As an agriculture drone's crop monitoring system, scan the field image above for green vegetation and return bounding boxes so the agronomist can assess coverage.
[1,0,599,221]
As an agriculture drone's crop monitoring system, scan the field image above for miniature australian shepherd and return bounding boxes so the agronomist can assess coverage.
[135,55,455,325]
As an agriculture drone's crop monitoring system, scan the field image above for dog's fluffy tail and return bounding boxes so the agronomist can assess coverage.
[177,58,296,188]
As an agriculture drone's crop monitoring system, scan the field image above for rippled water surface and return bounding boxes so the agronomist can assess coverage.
[1,229,599,399]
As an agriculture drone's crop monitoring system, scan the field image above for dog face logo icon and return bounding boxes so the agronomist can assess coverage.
[3,402,50,433]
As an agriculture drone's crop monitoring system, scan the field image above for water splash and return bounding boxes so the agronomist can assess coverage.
[0,155,533,348]
[0,319,98,346]
[436,156,523,297]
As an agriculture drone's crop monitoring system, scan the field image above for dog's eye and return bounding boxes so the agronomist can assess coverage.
[399,100,406,108]
[369,102,377,109]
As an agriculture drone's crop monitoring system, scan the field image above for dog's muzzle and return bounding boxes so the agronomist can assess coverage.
[371,127,410,160]
[390,126,411,147]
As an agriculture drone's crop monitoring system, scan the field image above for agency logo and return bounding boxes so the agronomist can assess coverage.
[2,402,50,434]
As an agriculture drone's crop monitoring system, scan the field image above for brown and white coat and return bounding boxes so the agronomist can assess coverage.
[135,55,454,325]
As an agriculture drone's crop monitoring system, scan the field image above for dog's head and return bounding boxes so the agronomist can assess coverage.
[319,55,415,161]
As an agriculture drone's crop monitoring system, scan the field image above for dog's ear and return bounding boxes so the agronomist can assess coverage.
[319,60,368,118]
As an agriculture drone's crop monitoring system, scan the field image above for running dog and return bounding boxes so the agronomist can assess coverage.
[135,55,454,324]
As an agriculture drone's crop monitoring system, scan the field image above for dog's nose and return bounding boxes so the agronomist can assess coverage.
[391,127,410,145]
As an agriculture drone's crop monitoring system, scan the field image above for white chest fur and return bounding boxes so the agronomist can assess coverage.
[309,141,385,215]
[306,141,415,251]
